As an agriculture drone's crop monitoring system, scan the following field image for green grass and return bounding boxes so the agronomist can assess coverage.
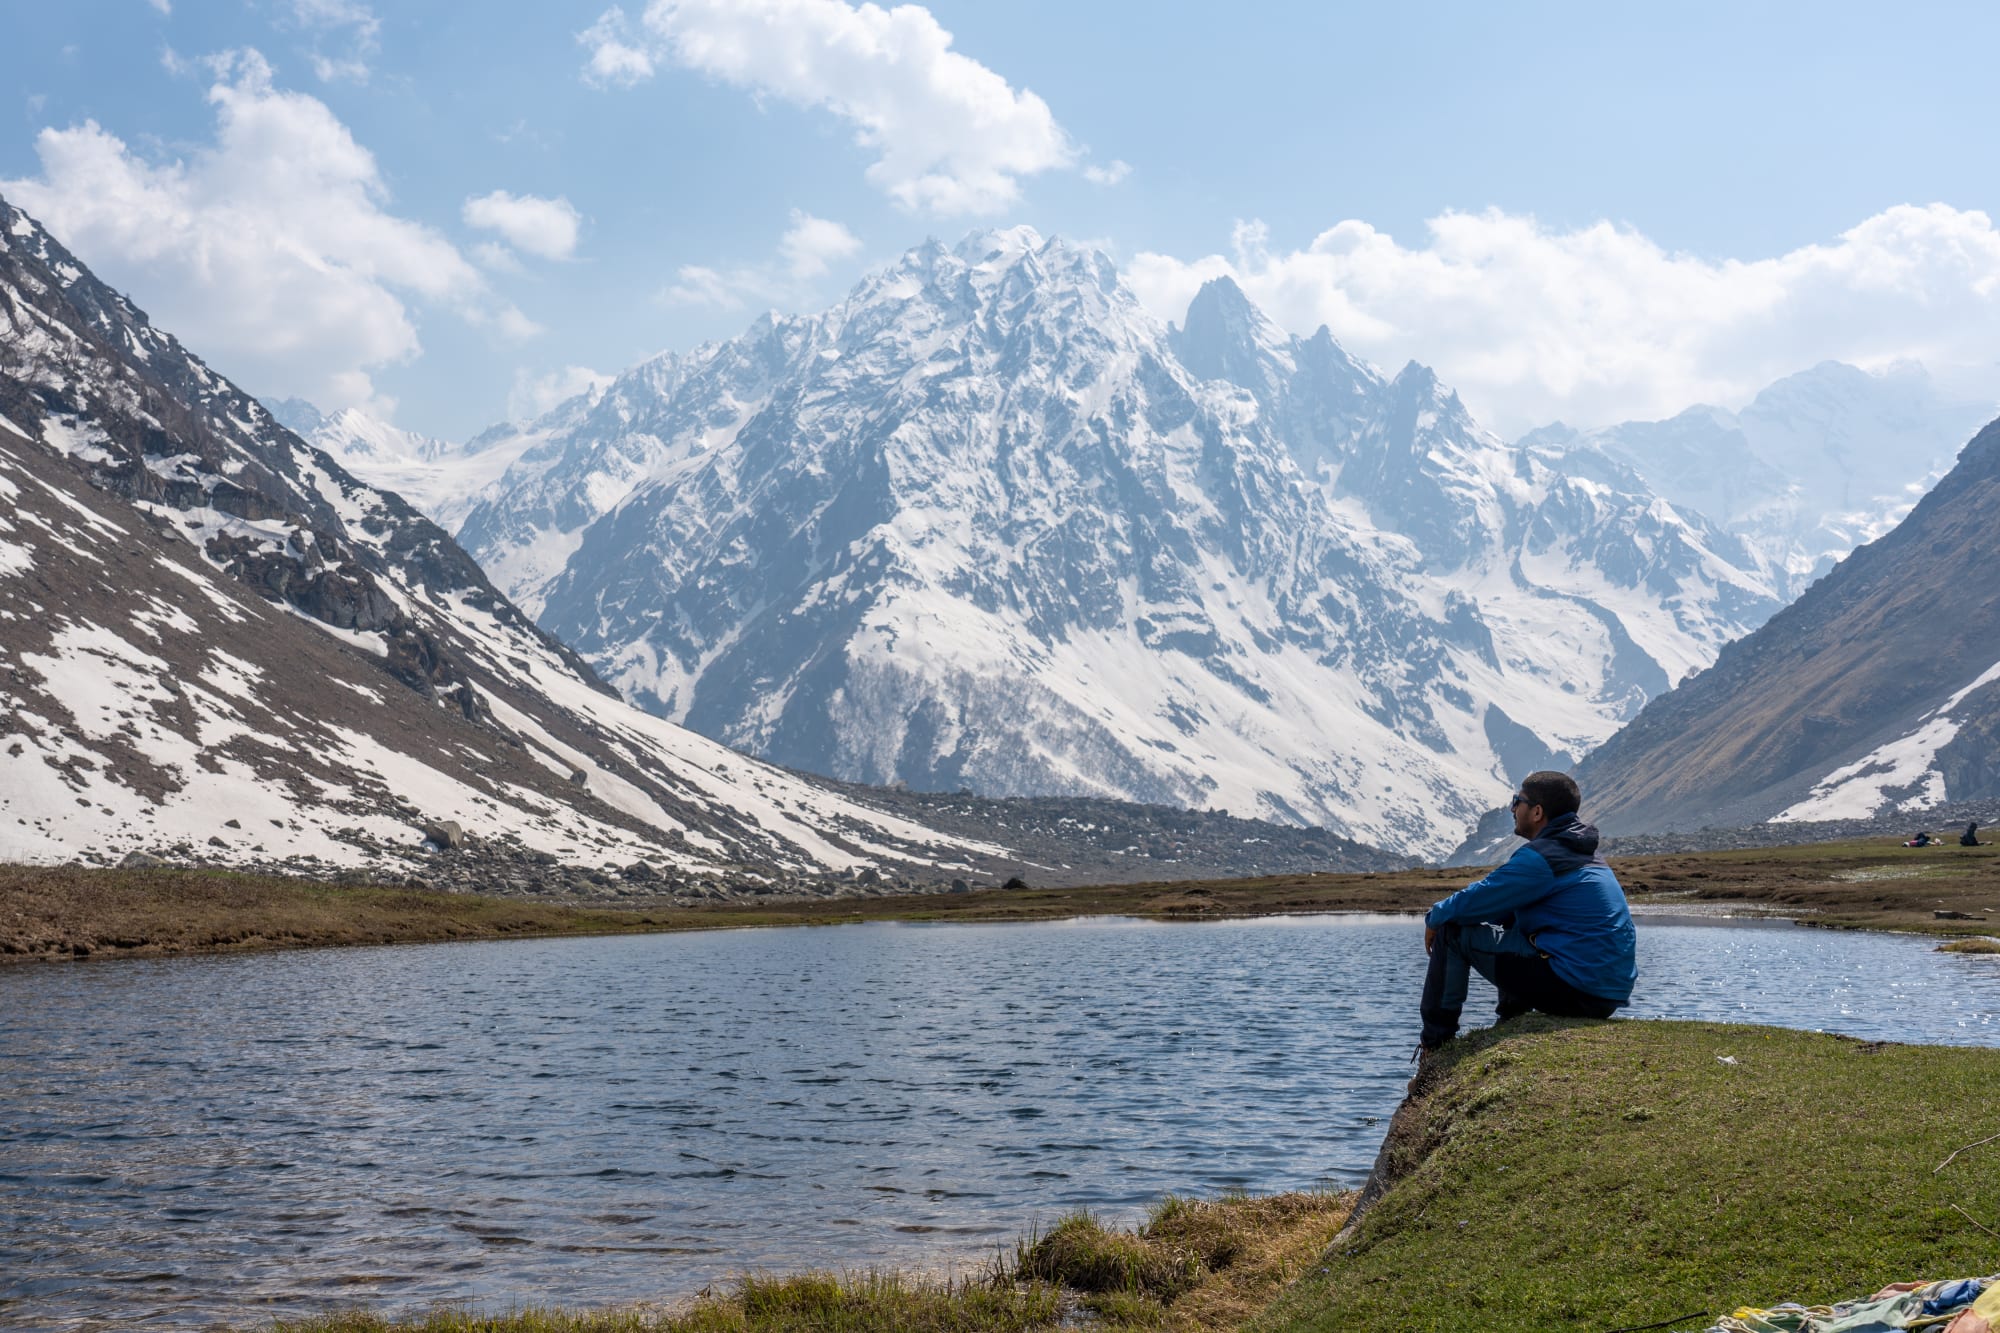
[1257,1016,2000,1333]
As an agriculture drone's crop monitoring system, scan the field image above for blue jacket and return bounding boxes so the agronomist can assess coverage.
[1425,812,1637,1005]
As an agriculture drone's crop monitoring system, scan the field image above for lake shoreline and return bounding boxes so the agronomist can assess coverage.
[6,837,2000,966]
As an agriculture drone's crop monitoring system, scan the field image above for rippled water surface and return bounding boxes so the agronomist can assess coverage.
[7,913,2000,1328]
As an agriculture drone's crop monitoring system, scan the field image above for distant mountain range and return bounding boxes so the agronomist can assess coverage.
[258,231,1997,860]
[289,229,1827,857]
[1523,361,1993,589]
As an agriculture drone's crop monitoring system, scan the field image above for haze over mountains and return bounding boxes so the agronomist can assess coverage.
[1525,361,1993,588]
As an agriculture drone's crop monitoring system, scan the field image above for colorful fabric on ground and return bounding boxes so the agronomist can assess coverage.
[1705,1276,1999,1332]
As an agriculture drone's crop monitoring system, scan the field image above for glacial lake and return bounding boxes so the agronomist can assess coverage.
[7,912,2000,1329]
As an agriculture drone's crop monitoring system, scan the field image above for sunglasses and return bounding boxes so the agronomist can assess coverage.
[1510,793,1533,810]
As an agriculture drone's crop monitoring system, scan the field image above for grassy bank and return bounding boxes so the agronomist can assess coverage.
[238,1019,2000,1332]
[1261,1017,2000,1332]
[8,837,2000,965]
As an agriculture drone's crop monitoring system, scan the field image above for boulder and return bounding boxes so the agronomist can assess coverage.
[420,819,468,850]
[117,851,168,870]
[949,878,971,894]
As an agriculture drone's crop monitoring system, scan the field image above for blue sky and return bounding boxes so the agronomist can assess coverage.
[6,1,2000,439]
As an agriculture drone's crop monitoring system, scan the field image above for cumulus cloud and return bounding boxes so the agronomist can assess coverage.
[579,0,1076,215]
[1127,206,2000,433]
[284,0,380,82]
[663,210,864,308]
[1083,159,1131,186]
[462,189,583,262]
[509,364,613,421]
[3,48,535,415]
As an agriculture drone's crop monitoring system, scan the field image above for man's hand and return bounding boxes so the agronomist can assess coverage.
[1424,925,1437,955]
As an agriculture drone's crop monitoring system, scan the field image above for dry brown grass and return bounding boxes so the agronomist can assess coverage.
[0,864,686,962]
[1017,1192,1354,1330]
[11,835,2000,968]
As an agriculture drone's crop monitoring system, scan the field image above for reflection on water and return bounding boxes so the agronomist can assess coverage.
[4,913,1999,1328]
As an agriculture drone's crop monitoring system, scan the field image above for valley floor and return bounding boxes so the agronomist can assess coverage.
[8,838,2000,964]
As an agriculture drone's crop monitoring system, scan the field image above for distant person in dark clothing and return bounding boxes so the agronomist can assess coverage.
[1965,823,1984,847]
[1418,771,1637,1052]
[1906,831,1937,848]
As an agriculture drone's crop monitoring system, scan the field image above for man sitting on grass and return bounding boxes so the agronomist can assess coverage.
[1418,771,1636,1052]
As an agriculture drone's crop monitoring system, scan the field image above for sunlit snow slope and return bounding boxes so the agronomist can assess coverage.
[0,194,1006,879]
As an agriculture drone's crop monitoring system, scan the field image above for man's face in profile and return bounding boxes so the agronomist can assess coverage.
[1511,790,1541,839]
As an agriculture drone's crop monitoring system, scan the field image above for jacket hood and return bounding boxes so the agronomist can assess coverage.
[1530,811,1604,875]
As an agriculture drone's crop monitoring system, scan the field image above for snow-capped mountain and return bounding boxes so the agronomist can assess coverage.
[0,193,1029,882]
[453,228,1787,856]
[264,396,541,535]
[1523,362,1996,588]
[1574,412,2000,834]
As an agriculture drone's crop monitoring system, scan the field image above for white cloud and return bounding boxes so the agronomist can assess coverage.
[661,210,865,308]
[462,189,583,261]
[3,48,535,415]
[664,263,752,309]
[1083,159,1131,186]
[580,0,1075,215]
[1127,206,2000,434]
[285,0,379,83]
[778,209,861,278]
[577,7,656,87]
[471,240,522,272]
[509,364,614,421]
[145,0,171,14]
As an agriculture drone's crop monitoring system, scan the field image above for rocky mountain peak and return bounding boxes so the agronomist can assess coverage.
[1175,275,1297,391]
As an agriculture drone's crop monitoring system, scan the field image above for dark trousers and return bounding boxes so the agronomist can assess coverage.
[1419,921,1618,1048]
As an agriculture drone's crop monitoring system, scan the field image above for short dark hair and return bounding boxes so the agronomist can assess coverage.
[1520,770,1580,819]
